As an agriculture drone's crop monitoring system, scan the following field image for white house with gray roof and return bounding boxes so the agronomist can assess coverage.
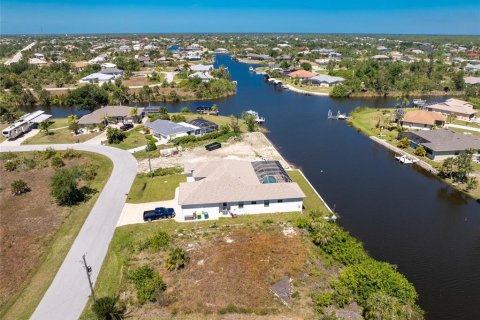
[307,75,345,87]
[178,160,305,221]
[146,119,201,143]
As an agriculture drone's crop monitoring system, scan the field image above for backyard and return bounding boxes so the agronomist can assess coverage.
[127,174,186,204]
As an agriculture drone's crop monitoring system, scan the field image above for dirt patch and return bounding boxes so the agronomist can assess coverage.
[137,132,291,173]
[126,226,311,318]
[0,156,87,307]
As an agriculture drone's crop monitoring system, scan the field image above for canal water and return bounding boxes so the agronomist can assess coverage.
[24,54,480,319]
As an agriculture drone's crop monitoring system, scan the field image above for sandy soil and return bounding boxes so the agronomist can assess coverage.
[137,132,291,173]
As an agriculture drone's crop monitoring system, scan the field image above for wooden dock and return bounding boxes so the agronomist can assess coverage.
[370,136,439,174]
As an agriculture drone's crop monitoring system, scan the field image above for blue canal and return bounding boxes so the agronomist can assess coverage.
[27,54,480,320]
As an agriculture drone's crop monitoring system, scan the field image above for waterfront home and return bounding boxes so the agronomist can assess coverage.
[186,118,218,134]
[425,98,477,121]
[400,110,446,130]
[178,160,305,221]
[464,63,480,73]
[189,71,214,82]
[307,75,345,87]
[79,72,115,84]
[146,119,201,143]
[77,105,143,126]
[246,54,272,61]
[214,48,229,54]
[288,70,315,79]
[400,129,480,160]
[465,77,480,85]
[190,64,213,72]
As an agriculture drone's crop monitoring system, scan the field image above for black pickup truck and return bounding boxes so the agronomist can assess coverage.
[143,207,176,221]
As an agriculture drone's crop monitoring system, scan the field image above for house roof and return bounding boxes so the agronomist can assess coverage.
[465,77,480,85]
[426,98,477,116]
[288,70,315,78]
[73,61,89,68]
[186,118,218,129]
[78,106,142,125]
[190,64,213,72]
[81,73,114,81]
[309,74,345,84]
[179,160,305,206]
[402,110,446,126]
[145,119,196,136]
[405,129,480,152]
[189,71,213,81]
[100,67,123,75]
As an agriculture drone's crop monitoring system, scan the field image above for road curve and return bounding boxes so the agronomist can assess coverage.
[0,144,137,320]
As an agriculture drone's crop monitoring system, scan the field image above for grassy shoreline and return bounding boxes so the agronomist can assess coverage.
[0,152,113,320]
[348,107,480,199]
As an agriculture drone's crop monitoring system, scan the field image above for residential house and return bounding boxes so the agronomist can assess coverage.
[100,67,124,78]
[425,98,477,121]
[246,54,272,61]
[186,118,218,134]
[465,64,480,73]
[399,129,480,160]
[189,71,214,82]
[77,105,143,126]
[101,62,117,69]
[79,72,115,84]
[400,110,446,130]
[146,119,201,143]
[190,64,213,72]
[465,77,480,85]
[307,75,345,87]
[214,48,229,54]
[288,70,315,79]
[178,160,305,220]
[372,54,390,61]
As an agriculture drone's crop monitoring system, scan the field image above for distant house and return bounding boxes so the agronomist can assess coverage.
[29,58,47,65]
[79,106,142,125]
[214,48,229,54]
[425,98,477,121]
[288,70,315,79]
[465,77,480,85]
[190,64,213,72]
[246,54,272,61]
[136,55,151,66]
[146,119,201,143]
[400,110,446,130]
[101,62,117,69]
[186,118,218,134]
[399,129,480,160]
[77,106,142,126]
[465,64,480,73]
[79,72,115,84]
[307,75,345,87]
[372,55,390,61]
[89,54,107,64]
[100,67,124,78]
[178,160,305,221]
[189,71,214,82]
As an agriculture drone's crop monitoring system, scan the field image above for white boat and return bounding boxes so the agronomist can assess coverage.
[395,154,419,164]
[245,110,265,123]
[249,66,254,72]
[328,110,348,120]
[412,99,427,107]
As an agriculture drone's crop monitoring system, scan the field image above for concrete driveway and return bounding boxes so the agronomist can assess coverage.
[117,199,180,227]
[0,129,39,146]
[0,144,137,320]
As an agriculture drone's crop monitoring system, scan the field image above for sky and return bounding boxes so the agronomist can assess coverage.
[1,0,480,35]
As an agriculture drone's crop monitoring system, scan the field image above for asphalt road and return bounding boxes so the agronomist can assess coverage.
[0,144,137,320]
[4,42,36,65]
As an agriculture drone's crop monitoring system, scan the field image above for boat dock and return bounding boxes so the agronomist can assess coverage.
[370,136,438,174]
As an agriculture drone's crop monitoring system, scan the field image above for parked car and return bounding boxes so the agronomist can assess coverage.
[120,123,134,131]
[143,207,176,221]
[205,142,221,151]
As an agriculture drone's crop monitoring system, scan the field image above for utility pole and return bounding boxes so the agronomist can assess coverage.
[82,254,96,303]
[145,139,152,176]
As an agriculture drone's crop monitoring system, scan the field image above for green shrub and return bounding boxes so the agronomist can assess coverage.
[219,124,230,134]
[92,296,122,320]
[0,152,17,160]
[41,147,57,159]
[146,139,157,151]
[106,127,126,144]
[21,157,36,169]
[145,231,170,251]
[330,84,351,98]
[313,292,334,313]
[165,247,189,271]
[144,166,182,177]
[51,156,64,168]
[127,265,166,304]
[81,163,99,181]
[337,259,417,305]
[62,148,81,159]
[170,114,186,123]
[50,167,84,206]
[4,160,18,171]
[397,137,409,149]
[172,135,197,146]
[11,179,29,195]
[414,146,427,157]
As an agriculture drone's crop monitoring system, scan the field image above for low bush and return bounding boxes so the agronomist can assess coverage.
[141,230,170,251]
[81,162,99,181]
[4,160,18,171]
[51,156,64,168]
[142,166,182,178]
[165,247,189,271]
[92,296,123,320]
[62,148,81,159]
[11,179,30,195]
[127,265,166,304]
[172,135,197,146]
[106,127,126,144]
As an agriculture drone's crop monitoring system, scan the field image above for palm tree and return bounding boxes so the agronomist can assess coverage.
[67,114,77,124]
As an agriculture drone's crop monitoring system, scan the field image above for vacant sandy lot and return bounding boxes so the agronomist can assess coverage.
[137,132,291,173]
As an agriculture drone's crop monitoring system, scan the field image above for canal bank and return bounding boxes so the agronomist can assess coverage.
[18,54,480,320]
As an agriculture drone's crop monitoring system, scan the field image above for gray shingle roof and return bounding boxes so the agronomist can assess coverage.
[404,129,480,152]
[146,119,193,136]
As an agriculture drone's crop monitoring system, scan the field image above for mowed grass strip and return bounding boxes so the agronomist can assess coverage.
[23,129,99,144]
[288,169,330,214]
[1,152,113,320]
[127,174,186,203]
[108,125,148,150]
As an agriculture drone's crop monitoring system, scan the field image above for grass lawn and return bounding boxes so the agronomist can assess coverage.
[23,128,99,145]
[127,174,186,203]
[132,143,174,160]
[48,118,70,129]
[108,125,148,150]
[348,107,400,142]
[452,119,480,129]
[283,78,332,94]
[1,152,113,320]
[288,170,331,214]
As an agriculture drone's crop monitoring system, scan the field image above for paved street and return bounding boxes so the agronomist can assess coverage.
[0,144,137,320]
[4,41,36,65]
